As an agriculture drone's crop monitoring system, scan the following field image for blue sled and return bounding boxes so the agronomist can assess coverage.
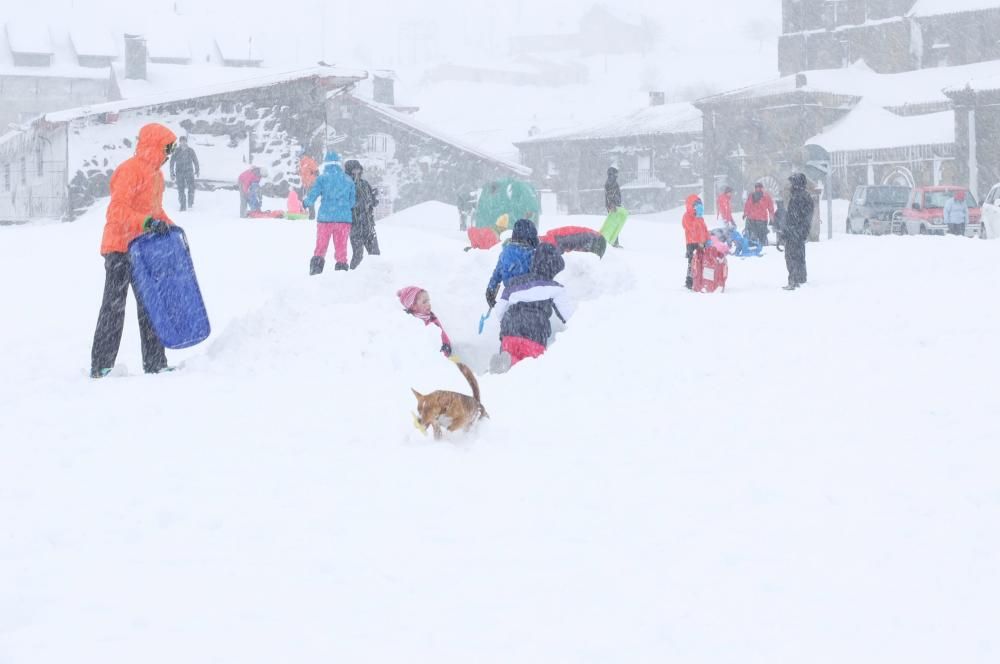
[128,226,211,349]
[726,227,764,257]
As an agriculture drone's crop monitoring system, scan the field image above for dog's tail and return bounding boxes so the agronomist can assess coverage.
[454,361,483,403]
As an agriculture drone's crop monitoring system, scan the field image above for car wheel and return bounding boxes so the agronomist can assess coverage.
[846,219,853,234]
[862,220,872,235]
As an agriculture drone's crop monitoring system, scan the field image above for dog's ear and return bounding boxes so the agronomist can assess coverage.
[411,388,423,402]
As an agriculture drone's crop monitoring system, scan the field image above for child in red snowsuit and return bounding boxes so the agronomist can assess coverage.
[682,194,710,290]
[398,286,453,357]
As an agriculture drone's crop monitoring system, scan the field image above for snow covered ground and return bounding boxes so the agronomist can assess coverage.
[2,190,999,662]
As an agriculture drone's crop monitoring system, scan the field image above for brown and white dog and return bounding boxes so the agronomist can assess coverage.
[412,361,488,439]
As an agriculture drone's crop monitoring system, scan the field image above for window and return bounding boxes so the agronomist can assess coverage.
[3,164,9,191]
[36,148,43,177]
[365,133,395,160]
[367,134,389,154]
[20,157,26,185]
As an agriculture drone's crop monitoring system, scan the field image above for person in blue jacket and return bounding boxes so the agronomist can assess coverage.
[485,218,538,308]
[303,151,357,274]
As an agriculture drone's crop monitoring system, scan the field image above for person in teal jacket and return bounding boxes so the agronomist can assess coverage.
[304,151,356,274]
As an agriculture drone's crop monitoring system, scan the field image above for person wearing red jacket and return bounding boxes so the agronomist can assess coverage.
[716,186,734,224]
[682,193,710,290]
[90,122,176,378]
[743,182,775,246]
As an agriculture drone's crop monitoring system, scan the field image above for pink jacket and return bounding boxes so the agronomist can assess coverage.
[238,168,261,194]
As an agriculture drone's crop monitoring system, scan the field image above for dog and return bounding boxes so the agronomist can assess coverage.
[411,361,488,439]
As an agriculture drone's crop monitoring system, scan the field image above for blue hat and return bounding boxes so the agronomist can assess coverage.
[323,151,341,167]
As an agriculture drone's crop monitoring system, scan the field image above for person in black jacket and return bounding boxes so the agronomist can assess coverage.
[783,173,814,290]
[605,167,623,247]
[344,159,380,270]
[169,136,200,211]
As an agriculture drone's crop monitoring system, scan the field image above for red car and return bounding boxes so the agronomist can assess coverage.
[896,186,981,236]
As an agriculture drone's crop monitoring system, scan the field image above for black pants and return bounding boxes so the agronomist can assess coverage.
[176,173,195,209]
[91,253,167,374]
[349,221,380,269]
[784,239,807,287]
[685,243,700,289]
[948,223,966,236]
[749,219,769,246]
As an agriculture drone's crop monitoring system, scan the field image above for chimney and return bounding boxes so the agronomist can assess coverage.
[649,91,665,106]
[373,71,396,106]
[124,34,147,80]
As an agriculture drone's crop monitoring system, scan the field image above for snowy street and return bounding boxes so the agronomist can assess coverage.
[2,191,998,662]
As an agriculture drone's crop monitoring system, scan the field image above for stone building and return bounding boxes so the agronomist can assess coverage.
[0,67,529,223]
[514,98,702,214]
[779,0,1000,75]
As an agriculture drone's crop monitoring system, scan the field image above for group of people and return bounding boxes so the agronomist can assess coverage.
[88,121,813,382]
[698,174,814,290]
[716,182,779,247]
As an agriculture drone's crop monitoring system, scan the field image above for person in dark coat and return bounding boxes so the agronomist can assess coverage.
[783,173,814,290]
[169,136,200,211]
[493,242,575,368]
[344,159,380,270]
[485,218,538,308]
[605,166,623,248]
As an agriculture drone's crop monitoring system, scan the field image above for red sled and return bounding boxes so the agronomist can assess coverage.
[691,246,728,293]
[247,210,285,219]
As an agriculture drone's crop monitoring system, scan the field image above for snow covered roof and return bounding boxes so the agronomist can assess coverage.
[518,103,702,144]
[806,102,954,152]
[69,27,116,58]
[700,59,1000,108]
[5,21,53,55]
[41,66,366,123]
[909,0,1000,16]
[352,97,531,176]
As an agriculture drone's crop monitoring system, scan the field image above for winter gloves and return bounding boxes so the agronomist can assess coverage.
[440,343,452,357]
[485,286,498,309]
[143,218,170,234]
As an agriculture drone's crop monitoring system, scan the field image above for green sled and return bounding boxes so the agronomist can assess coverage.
[600,207,629,244]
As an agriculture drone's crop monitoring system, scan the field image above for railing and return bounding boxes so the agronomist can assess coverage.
[622,169,664,187]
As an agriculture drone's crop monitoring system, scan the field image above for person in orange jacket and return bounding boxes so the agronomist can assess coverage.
[90,122,177,378]
[298,153,319,220]
[682,193,710,290]
[716,186,734,225]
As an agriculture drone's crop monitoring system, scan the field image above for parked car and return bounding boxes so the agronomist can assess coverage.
[895,186,981,236]
[846,185,910,235]
[980,182,1000,239]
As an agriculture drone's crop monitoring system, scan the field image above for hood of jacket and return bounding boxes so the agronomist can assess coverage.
[136,123,177,168]
[685,193,702,216]
[530,242,565,280]
[343,159,363,177]
[511,218,539,247]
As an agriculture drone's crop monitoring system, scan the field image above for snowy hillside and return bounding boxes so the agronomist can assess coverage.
[2,190,999,662]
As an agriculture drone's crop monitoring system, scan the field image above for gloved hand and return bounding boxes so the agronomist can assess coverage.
[143,218,170,234]
[485,287,498,309]
[704,240,712,250]
[440,343,452,357]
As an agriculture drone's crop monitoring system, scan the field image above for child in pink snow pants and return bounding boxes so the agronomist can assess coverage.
[302,151,357,275]
[314,223,351,265]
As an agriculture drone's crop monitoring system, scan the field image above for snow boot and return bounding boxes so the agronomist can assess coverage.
[334,262,349,271]
[90,367,112,379]
[309,256,325,275]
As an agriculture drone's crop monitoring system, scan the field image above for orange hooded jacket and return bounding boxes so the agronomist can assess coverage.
[682,193,709,245]
[100,123,176,255]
